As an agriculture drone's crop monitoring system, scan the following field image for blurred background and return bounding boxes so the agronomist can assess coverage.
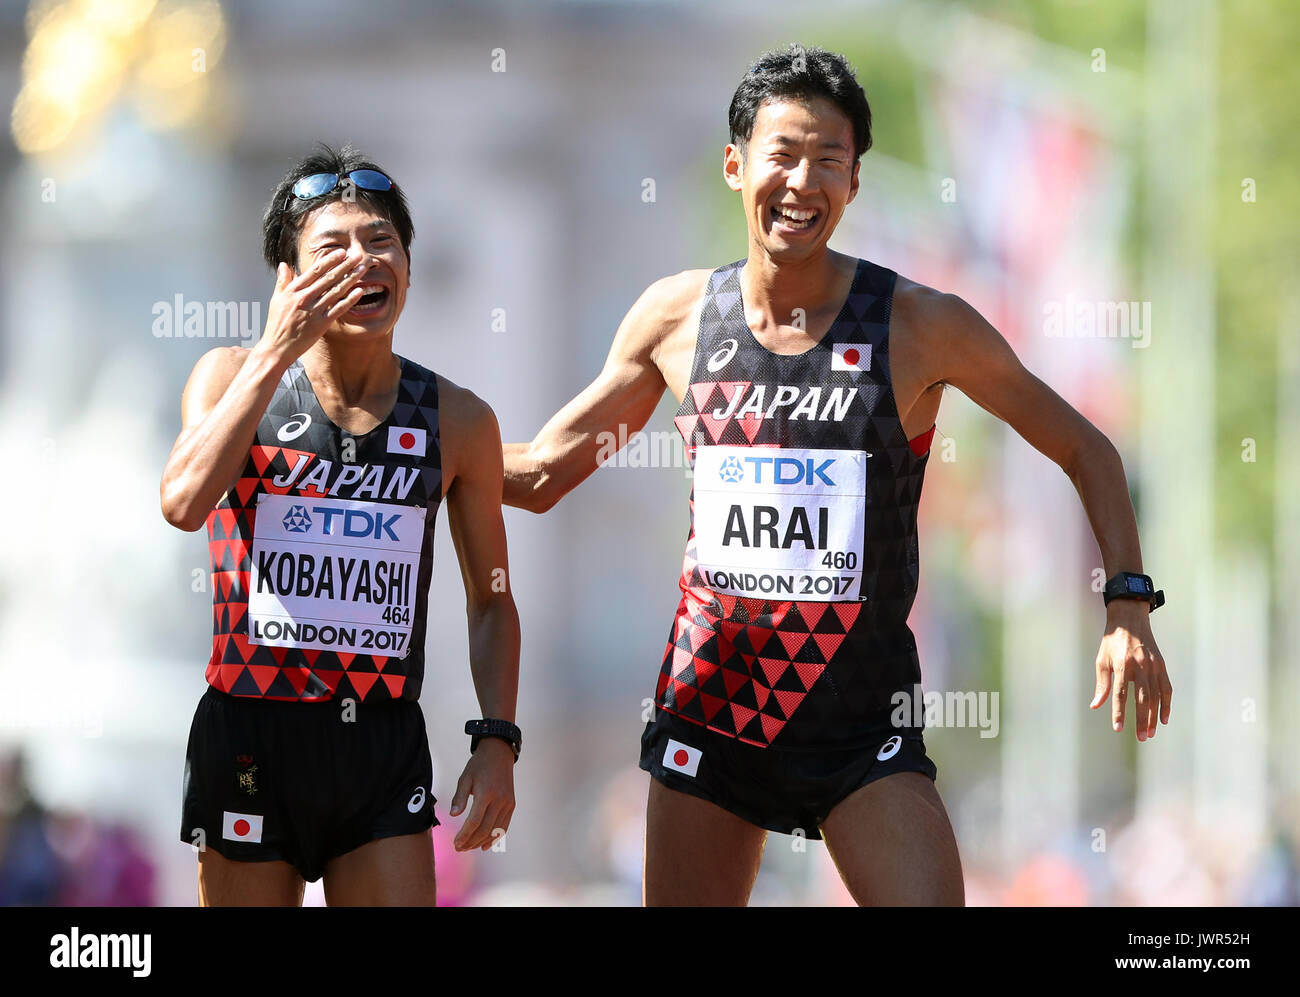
[0,0,1296,906]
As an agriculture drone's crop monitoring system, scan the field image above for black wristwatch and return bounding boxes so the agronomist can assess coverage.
[465,719,522,762]
[1102,571,1164,612]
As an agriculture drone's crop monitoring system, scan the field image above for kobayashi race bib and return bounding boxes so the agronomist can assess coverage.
[692,446,868,602]
[247,493,425,657]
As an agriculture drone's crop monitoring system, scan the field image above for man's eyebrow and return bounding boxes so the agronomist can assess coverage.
[766,134,851,152]
[309,220,396,243]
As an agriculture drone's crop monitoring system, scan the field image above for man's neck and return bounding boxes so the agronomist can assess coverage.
[300,333,400,407]
[740,247,855,332]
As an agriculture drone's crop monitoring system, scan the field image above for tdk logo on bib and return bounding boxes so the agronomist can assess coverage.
[315,506,402,541]
[717,454,837,487]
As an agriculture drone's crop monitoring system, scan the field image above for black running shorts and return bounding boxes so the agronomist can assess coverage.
[639,705,937,840]
[180,685,437,882]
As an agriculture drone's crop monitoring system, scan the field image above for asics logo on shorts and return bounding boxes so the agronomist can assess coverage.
[876,735,902,761]
[407,786,426,813]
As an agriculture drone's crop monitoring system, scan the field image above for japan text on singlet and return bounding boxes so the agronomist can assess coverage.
[204,356,442,702]
[656,258,935,749]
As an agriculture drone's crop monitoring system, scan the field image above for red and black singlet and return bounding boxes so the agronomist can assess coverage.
[205,356,443,702]
[656,258,934,749]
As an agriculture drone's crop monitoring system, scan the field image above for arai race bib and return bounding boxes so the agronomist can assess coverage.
[692,445,868,602]
[247,493,426,657]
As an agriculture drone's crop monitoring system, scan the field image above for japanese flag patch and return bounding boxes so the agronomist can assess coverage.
[387,426,427,457]
[663,739,702,778]
[831,342,871,372]
[222,811,264,843]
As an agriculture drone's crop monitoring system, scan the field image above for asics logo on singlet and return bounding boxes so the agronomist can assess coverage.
[407,786,426,813]
[276,412,313,442]
[706,338,739,372]
[718,456,745,483]
[877,735,902,761]
[282,505,312,532]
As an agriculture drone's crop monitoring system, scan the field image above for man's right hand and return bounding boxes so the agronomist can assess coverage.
[256,248,370,366]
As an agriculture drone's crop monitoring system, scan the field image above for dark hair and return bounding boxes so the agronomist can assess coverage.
[728,44,872,161]
[261,143,414,271]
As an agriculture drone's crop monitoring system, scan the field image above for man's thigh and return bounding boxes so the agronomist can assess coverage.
[643,777,768,907]
[197,847,305,907]
[322,831,436,907]
[818,771,964,906]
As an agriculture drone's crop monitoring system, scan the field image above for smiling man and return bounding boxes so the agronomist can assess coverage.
[161,145,521,906]
[504,46,1171,905]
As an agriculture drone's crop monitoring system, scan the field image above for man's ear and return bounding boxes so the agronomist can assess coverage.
[723,143,744,192]
[846,158,861,205]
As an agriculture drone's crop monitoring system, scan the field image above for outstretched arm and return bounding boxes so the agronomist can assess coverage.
[441,383,522,851]
[503,274,704,512]
[919,288,1172,743]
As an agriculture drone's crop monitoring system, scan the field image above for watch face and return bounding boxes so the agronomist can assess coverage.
[1126,576,1149,594]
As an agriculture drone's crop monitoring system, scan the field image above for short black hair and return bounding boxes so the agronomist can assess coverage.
[728,44,872,161]
[261,143,414,271]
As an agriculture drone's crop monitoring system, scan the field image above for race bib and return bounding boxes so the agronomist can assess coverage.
[693,446,868,602]
[248,494,425,657]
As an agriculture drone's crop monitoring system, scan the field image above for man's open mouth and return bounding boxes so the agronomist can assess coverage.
[349,283,390,315]
[771,204,819,231]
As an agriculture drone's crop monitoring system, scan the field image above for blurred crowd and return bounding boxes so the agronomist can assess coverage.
[0,750,155,906]
[3,741,1296,906]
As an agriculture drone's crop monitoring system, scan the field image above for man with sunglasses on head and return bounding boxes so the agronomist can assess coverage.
[161,145,521,906]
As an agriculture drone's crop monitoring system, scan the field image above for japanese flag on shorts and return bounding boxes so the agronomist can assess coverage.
[387,426,427,457]
[663,739,702,778]
[222,811,264,843]
[831,342,871,372]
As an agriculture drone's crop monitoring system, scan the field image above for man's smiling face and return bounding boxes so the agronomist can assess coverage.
[295,199,409,338]
[725,96,860,264]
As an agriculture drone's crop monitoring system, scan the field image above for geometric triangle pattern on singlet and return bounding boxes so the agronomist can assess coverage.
[655,258,934,749]
[204,355,443,703]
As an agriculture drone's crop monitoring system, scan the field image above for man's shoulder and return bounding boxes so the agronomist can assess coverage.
[890,274,982,346]
[183,344,257,401]
[430,371,497,435]
[891,274,963,319]
[635,267,716,319]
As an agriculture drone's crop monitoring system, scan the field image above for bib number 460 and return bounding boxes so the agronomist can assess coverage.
[821,551,858,570]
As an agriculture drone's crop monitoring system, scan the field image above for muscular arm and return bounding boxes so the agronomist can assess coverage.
[503,271,706,513]
[919,289,1144,580]
[159,346,279,531]
[444,384,521,725]
[441,381,522,850]
[915,287,1171,739]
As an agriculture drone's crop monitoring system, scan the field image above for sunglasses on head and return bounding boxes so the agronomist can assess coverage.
[286,169,393,208]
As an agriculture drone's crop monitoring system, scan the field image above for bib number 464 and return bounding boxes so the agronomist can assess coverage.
[381,606,411,625]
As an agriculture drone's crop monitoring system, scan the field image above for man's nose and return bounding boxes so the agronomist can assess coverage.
[786,159,817,192]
